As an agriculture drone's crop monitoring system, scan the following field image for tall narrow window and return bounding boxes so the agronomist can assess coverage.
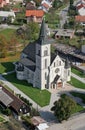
[59,61,61,66]
[45,59,47,68]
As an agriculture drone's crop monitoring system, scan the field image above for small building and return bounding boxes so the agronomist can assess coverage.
[0,85,30,119]
[0,11,15,22]
[26,1,36,10]
[31,116,49,130]
[26,10,44,23]
[55,29,75,39]
[0,0,9,8]
[15,19,71,90]
[39,0,52,12]
[75,15,85,26]
[76,0,85,16]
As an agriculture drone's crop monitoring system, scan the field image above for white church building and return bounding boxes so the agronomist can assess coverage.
[15,19,71,90]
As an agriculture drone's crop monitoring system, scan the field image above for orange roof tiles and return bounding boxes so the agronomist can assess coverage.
[75,15,85,22]
[42,2,50,8]
[77,4,84,9]
[26,10,44,17]
[0,0,3,3]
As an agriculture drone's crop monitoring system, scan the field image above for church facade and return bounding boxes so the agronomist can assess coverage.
[15,19,71,90]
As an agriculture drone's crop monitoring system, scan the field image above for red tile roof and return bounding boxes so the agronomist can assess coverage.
[77,4,84,9]
[42,2,50,8]
[0,0,3,3]
[26,10,44,17]
[0,85,30,114]
[75,15,85,22]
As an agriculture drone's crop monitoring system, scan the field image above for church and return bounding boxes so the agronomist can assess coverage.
[15,19,71,90]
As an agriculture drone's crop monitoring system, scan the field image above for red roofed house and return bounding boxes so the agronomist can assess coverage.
[75,15,85,25]
[0,0,9,8]
[26,10,44,23]
[0,85,30,119]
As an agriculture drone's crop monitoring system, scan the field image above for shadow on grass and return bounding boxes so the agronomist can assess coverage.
[0,62,15,74]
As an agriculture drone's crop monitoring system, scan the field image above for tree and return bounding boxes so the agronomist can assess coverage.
[51,94,76,122]
[53,0,63,9]
[17,22,39,42]
[69,0,74,9]
[25,22,39,41]
[0,35,8,58]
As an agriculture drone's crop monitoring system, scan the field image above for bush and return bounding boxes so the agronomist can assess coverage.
[2,108,11,116]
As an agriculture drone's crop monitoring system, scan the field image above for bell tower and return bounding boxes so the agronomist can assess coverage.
[34,18,51,89]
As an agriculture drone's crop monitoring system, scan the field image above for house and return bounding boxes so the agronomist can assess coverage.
[0,11,15,22]
[26,1,36,10]
[0,85,30,119]
[26,10,44,23]
[75,15,85,26]
[0,0,9,8]
[39,0,52,12]
[15,19,71,90]
[30,116,49,130]
[76,0,85,16]
[55,29,75,39]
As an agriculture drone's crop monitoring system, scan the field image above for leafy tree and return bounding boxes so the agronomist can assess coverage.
[2,108,11,116]
[25,22,39,41]
[69,0,74,8]
[53,0,63,9]
[51,94,76,122]
[17,22,39,42]
[0,35,8,58]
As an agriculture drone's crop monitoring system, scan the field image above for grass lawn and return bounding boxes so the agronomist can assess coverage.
[4,73,51,107]
[0,53,20,62]
[0,29,16,41]
[0,62,15,74]
[70,91,85,104]
[71,103,84,114]
[71,68,85,78]
[69,77,85,89]
[0,116,4,122]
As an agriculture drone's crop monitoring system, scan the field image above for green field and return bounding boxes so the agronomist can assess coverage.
[0,29,16,41]
[71,68,85,78]
[71,103,84,114]
[0,116,4,122]
[4,73,51,107]
[69,77,85,89]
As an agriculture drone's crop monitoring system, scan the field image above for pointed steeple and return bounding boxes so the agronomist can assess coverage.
[39,17,46,39]
[38,18,48,45]
[37,17,54,45]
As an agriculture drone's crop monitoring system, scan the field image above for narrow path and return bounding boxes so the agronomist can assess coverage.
[71,72,85,84]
